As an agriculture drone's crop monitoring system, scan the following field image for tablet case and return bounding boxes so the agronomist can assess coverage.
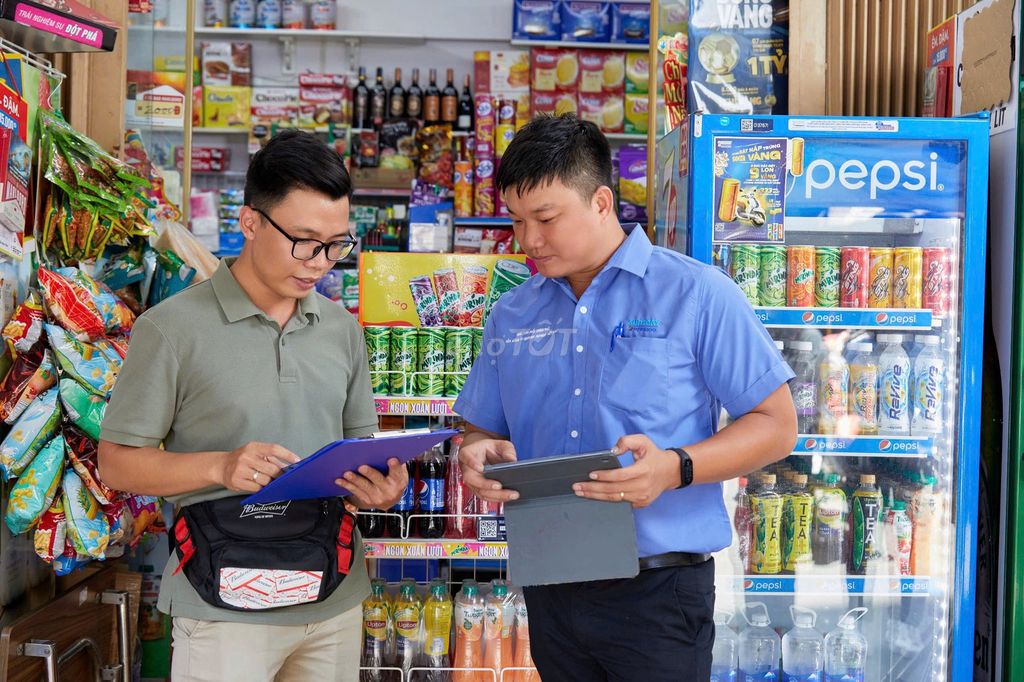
[241,429,459,505]
[487,452,640,586]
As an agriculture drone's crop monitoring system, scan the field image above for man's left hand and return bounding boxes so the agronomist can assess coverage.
[573,434,681,508]
[338,457,409,510]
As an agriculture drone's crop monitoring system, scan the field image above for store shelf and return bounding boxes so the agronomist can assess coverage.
[193,127,249,135]
[605,132,648,142]
[363,539,507,559]
[455,217,514,227]
[194,27,427,41]
[374,396,458,416]
[792,434,934,458]
[353,187,412,198]
[510,39,647,51]
[753,306,935,330]
[735,575,935,597]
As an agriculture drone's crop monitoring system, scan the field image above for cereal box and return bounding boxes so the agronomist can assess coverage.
[531,91,558,117]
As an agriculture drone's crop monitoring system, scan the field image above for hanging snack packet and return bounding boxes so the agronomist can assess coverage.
[59,378,107,441]
[0,343,44,422]
[5,434,65,535]
[34,497,67,563]
[2,291,44,356]
[52,538,91,576]
[64,425,115,505]
[3,350,56,425]
[63,468,110,560]
[103,496,131,550]
[148,249,197,308]
[45,324,121,398]
[0,386,61,480]
[39,267,135,340]
[125,495,161,543]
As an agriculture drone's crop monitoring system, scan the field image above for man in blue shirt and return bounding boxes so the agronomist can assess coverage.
[454,115,797,681]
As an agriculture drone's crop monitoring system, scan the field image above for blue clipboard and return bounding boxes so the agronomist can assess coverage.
[241,429,459,505]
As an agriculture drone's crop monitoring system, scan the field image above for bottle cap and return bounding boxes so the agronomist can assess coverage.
[775,340,785,351]
[918,335,940,345]
[849,342,873,353]
[492,584,508,598]
[790,341,813,351]
[794,474,808,485]
[878,334,904,344]
[762,474,777,485]
[860,474,876,484]
[892,500,906,511]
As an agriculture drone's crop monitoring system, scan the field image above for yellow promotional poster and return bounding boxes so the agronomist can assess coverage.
[359,252,535,328]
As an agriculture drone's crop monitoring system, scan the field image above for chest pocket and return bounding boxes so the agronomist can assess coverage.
[599,337,669,417]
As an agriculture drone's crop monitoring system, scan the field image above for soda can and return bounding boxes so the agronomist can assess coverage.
[433,268,462,326]
[484,259,531,323]
[758,245,787,307]
[868,247,894,308]
[922,247,952,316]
[730,244,760,305]
[840,246,870,308]
[789,138,805,177]
[453,160,474,218]
[389,327,419,396]
[444,329,475,397]
[414,327,446,396]
[892,247,923,309]
[364,326,391,395]
[786,245,815,307]
[471,327,483,362]
[713,244,732,274]
[408,275,442,327]
[718,178,740,222]
[458,265,489,327]
[814,247,841,308]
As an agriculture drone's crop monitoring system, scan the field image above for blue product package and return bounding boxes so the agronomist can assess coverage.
[513,0,561,40]
[688,0,789,115]
[561,1,612,42]
[612,2,650,43]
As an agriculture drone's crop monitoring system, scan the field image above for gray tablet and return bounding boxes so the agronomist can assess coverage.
[485,451,640,586]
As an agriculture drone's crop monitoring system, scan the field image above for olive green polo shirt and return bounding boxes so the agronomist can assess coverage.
[101,258,378,625]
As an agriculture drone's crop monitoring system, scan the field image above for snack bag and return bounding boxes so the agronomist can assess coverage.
[125,495,161,543]
[59,378,107,441]
[5,434,66,535]
[2,291,44,356]
[34,497,67,563]
[2,350,56,425]
[64,425,115,505]
[52,538,91,576]
[103,497,131,549]
[0,344,44,422]
[39,267,135,341]
[63,468,111,559]
[45,324,121,398]
[98,247,146,291]
[0,386,61,479]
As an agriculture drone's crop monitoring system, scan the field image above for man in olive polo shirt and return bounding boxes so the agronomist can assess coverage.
[98,130,407,682]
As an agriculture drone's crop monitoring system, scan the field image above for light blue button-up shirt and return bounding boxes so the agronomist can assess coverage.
[454,225,794,556]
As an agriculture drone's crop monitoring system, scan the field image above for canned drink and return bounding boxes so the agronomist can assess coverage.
[409,275,443,327]
[390,328,419,396]
[789,138,805,177]
[786,245,815,307]
[433,268,462,326]
[718,178,740,222]
[730,244,760,305]
[453,160,473,218]
[474,154,495,217]
[415,327,447,396]
[458,266,489,327]
[484,259,531,323]
[471,327,483,363]
[814,247,841,308]
[922,247,953,316]
[893,247,923,309]
[759,246,787,307]
[713,244,732,274]
[444,329,475,397]
[868,247,894,308]
[364,326,391,395]
[840,246,870,308]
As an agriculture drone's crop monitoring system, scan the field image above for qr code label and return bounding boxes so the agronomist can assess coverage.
[478,519,498,537]
[476,516,506,541]
[741,118,753,132]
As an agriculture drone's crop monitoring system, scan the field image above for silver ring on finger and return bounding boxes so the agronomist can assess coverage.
[252,470,260,482]
[619,491,625,501]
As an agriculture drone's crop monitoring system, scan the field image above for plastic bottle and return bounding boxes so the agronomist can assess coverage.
[782,606,824,682]
[751,474,783,575]
[818,340,849,435]
[884,500,913,575]
[484,582,514,678]
[446,436,477,538]
[850,474,884,575]
[422,580,453,681]
[738,602,781,682]
[711,611,739,682]
[848,342,879,435]
[419,446,447,538]
[824,608,869,682]
[361,579,393,682]
[393,581,421,678]
[389,459,418,538]
[812,473,848,566]
[877,334,911,435]
[734,477,754,574]
[511,591,539,682]
[910,476,941,576]
[782,474,814,573]
[453,582,484,681]
[911,335,946,435]
[789,340,819,433]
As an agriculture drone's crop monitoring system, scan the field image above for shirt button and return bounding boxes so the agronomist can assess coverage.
[574,388,582,396]
[576,345,584,353]
[570,430,579,438]
[580,306,588,314]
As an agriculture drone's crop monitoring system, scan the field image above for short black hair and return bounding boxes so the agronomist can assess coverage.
[244,129,352,211]
[495,114,613,201]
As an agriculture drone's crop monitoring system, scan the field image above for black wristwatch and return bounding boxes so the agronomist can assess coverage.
[668,447,693,489]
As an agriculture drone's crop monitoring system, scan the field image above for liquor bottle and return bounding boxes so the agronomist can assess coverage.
[441,67,459,125]
[389,67,406,119]
[424,68,441,126]
[406,67,424,122]
[457,74,474,132]
[352,66,370,129]
[370,67,388,129]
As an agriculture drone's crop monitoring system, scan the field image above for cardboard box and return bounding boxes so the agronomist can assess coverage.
[298,73,349,127]
[201,42,251,86]
[624,92,648,134]
[531,90,558,117]
[626,52,649,93]
[952,0,1018,134]
[531,47,559,93]
[488,51,531,93]
[251,86,299,125]
[554,49,579,93]
[579,93,623,133]
[126,70,187,128]
[580,49,624,94]
[175,146,231,172]
[561,1,612,43]
[203,86,251,128]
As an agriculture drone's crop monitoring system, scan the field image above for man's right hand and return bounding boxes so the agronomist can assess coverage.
[216,442,302,493]
[458,438,520,503]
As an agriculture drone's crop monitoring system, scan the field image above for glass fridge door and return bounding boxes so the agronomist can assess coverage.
[691,116,989,682]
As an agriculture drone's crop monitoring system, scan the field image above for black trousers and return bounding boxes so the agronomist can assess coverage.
[523,558,716,682]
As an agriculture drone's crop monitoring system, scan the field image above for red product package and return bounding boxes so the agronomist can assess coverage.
[64,425,115,505]
[33,498,67,563]
[3,290,44,356]
[38,267,106,341]
[0,342,44,422]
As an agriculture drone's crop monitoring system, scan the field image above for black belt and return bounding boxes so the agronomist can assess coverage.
[639,552,712,571]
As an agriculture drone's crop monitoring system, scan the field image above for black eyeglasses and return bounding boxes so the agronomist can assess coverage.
[252,207,357,262]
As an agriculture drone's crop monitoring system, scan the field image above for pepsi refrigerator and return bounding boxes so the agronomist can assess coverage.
[669,113,989,681]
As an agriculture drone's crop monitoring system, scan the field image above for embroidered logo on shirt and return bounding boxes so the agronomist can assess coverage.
[627,318,661,335]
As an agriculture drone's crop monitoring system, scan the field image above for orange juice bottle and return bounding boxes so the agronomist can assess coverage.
[453,581,484,682]
[484,582,514,678]
[511,591,538,682]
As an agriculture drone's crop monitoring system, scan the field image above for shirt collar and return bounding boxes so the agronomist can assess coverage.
[211,258,321,325]
[605,223,654,278]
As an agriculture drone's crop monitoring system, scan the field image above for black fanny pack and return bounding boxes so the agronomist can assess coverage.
[172,496,356,612]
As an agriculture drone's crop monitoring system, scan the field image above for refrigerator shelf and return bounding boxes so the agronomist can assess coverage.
[792,434,934,458]
[363,539,508,560]
[753,307,935,330]
[735,575,935,597]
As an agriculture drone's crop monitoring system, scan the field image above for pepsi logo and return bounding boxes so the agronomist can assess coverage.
[879,440,892,451]
[743,579,753,590]
[802,311,815,324]
[875,313,889,324]
[804,439,817,450]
